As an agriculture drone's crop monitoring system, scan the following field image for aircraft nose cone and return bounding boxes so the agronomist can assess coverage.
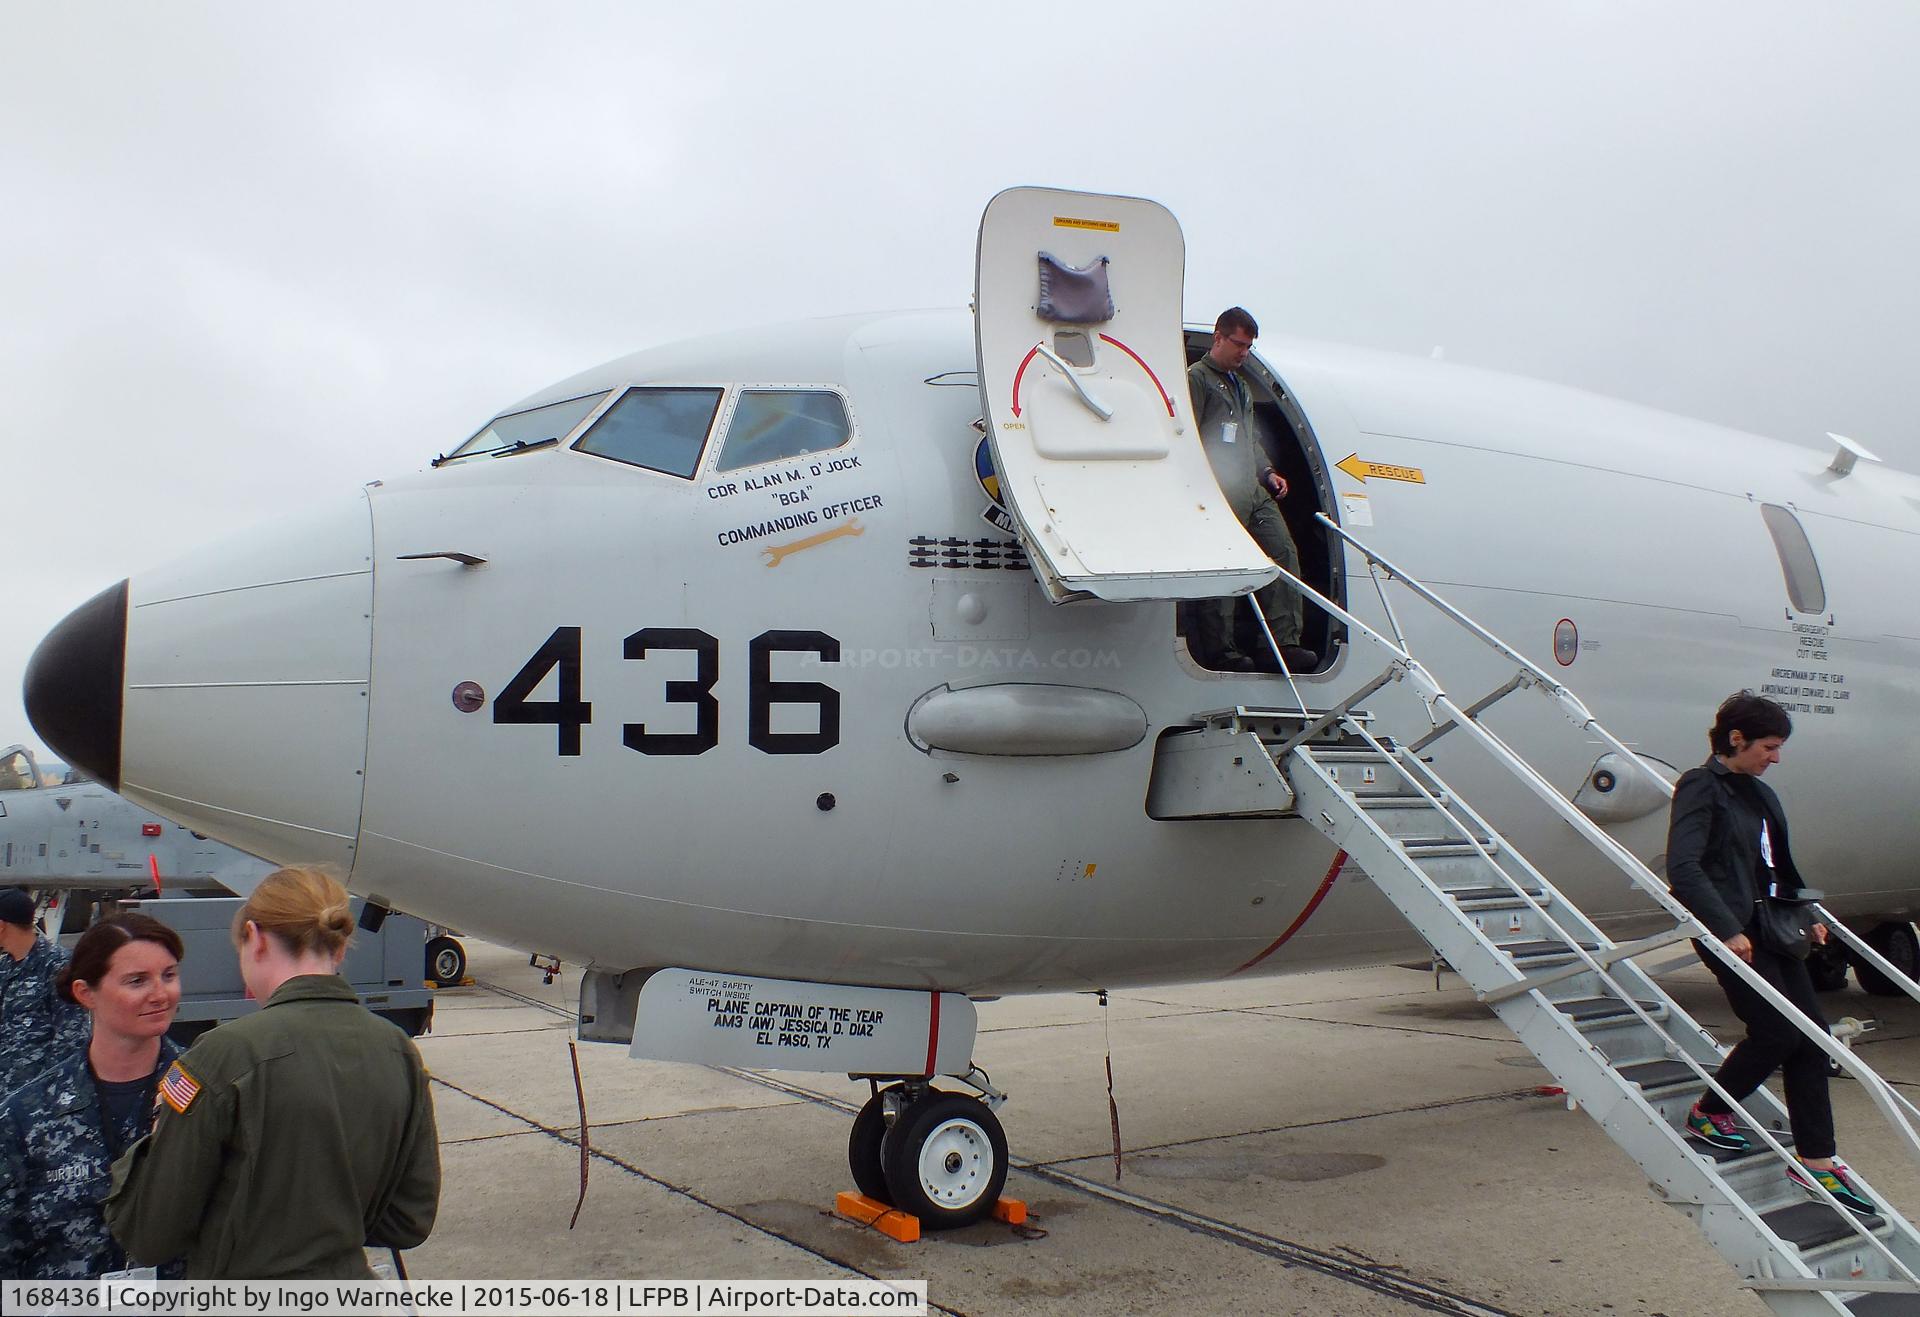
[24,580,128,790]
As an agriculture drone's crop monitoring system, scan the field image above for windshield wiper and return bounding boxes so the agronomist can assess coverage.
[431,436,561,468]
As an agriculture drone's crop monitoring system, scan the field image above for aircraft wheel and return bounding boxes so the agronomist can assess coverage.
[1854,922,1919,997]
[1808,940,1851,993]
[880,1091,1007,1229]
[846,1087,897,1205]
[427,935,467,985]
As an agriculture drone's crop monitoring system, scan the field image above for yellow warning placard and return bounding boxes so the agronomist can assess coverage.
[1336,454,1426,485]
[1052,215,1120,232]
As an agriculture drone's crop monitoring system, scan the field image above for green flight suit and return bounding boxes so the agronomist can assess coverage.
[104,975,439,1279]
[1187,355,1305,656]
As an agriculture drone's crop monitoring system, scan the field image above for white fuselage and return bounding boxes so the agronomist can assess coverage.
[82,311,1920,995]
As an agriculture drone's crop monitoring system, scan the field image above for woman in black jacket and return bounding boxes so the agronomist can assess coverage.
[1667,691,1873,1215]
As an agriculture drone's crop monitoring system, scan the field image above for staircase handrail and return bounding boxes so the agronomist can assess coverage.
[1307,724,1919,1286]
[1265,519,1920,1175]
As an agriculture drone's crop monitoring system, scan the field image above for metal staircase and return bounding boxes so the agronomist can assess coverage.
[1210,516,1920,1313]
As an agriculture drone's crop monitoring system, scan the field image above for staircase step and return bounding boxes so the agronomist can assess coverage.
[1447,885,1544,904]
[1498,939,1599,962]
[1617,1059,1698,1090]
[1403,839,1497,856]
[1557,995,1663,1024]
[1304,747,1398,763]
[1763,1200,1884,1250]
[1697,1134,1795,1166]
[1358,792,1448,809]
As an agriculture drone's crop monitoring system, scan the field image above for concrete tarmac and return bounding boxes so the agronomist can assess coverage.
[406,942,1920,1316]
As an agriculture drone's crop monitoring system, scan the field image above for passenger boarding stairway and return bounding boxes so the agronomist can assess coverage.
[1191,517,1920,1314]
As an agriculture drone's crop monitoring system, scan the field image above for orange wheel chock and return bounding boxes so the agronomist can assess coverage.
[833,1192,1030,1241]
[834,1192,920,1243]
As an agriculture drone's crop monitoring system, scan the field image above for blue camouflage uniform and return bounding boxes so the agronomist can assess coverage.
[0,937,91,1097]
[0,1038,183,1279]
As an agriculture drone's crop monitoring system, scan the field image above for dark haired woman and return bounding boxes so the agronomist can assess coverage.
[0,914,184,1278]
[107,866,440,1278]
[1667,690,1873,1215]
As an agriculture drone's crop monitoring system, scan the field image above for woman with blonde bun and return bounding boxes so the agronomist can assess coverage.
[105,867,440,1278]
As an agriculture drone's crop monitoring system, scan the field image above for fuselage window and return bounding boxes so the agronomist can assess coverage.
[714,390,852,473]
[444,391,610,462]
[574,387,724,479]
[1759,504,1826,614]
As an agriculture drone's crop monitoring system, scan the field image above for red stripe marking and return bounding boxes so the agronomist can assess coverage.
[924,991,942,1077]
[148,853,163,896]
[1009,344,1042,417]
[1231,850,1348,975]
[1097,333,1176,416]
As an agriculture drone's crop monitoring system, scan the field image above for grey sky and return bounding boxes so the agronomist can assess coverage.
[4,2,1917,757]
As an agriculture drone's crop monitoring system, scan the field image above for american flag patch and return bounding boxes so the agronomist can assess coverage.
[159,1061,202,1114]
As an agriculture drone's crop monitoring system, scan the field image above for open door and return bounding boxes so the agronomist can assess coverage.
[975,186,1277,603]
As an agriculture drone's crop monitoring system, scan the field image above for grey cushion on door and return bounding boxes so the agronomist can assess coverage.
[1036,252,1114,324]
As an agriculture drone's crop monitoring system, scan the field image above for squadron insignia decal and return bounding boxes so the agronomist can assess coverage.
[974,437,1017,534]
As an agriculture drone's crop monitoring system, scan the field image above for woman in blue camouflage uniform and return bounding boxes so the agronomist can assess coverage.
[0,914,185,1279]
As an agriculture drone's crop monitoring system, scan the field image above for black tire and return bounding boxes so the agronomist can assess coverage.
[847,1087,896,1204]
[1808,940,1851,993]
[1854,921,1919,997]
[426,935,467,985]
[880,1091,1008,1229]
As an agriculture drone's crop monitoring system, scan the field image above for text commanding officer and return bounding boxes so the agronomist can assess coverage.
[1187,307,1315,673]
[0,914,186,1279]
[0,887,89,1097]
[106,867,440,1278]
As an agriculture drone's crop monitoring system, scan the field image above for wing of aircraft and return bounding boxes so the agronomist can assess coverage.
[22,189,1920,1294]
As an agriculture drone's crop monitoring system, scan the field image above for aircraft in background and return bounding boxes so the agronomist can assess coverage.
[0,742,468,985]
[0,742,273,900]
[22,189,1920,1272]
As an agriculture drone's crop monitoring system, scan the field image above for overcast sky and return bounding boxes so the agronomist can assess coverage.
[4,2,1917,759]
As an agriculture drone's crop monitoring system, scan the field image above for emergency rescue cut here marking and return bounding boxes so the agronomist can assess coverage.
[1335,454,1427,485]
[1052,215,1120,232]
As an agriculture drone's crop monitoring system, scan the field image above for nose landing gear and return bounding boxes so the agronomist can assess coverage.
[846,1073,1009,1229]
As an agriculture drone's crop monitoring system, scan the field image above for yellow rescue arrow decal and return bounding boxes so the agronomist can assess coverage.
[1336,454,1426,485]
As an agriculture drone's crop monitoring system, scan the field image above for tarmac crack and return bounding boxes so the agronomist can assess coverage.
[426,1073,970,1317]
[1026,1086,1544,1164]
[468,978,1525,1314]
[714,1067,1525,1316]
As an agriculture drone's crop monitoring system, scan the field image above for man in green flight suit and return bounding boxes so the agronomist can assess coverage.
[1186,306,1314,672]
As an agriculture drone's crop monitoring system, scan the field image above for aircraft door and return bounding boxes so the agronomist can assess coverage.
[974,187,1276,602]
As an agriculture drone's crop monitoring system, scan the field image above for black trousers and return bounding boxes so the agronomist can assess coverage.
[1695,942,1836,1160]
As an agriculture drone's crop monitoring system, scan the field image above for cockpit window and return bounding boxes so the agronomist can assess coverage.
[574,387,723,479]
[0,749,37,791]
[715,390,852,472]
[443,392,610,463]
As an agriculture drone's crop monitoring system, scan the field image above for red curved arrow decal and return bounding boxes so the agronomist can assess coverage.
[1098,333,1176,416]
[1009,344,1042,418]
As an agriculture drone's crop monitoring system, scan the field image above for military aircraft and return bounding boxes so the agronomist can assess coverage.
[0,742,273,899]
[22,188,1920,1246]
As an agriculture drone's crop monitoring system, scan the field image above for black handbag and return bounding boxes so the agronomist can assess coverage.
[1752,886,1822,961]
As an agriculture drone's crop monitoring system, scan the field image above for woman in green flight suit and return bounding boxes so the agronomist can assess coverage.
[106,867,441,1278]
